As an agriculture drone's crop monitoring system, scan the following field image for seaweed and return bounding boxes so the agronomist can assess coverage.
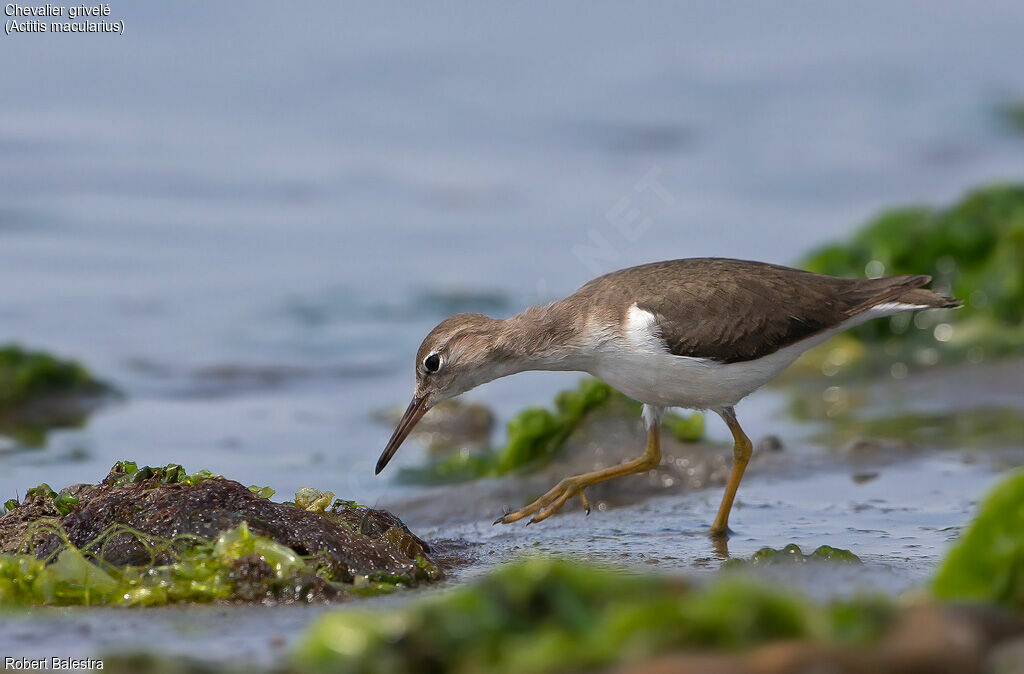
[398,379,705,485]
[0,344,114,445]
[722,543,862,569]
[0,345,107,411]
[0,461,441,607]
[294,488,335,513]
[796,185,1024,376]
[667,411,704,442]
[295,557,893,674]
[932,469,1024,612]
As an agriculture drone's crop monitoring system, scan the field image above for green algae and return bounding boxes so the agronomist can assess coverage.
[52,492,79,516]
[21,483,82,517]
[295,557,892,674]
[0,520,418,607]
[0,522,299,607]
[0,344,109,412]
[398,379,704,485]
[797,184,1024,376]
[294,488,335,513]
[248,485,276,500]
[932,469,1024,612]
[0,344,114,446]
[102,460,274,498]
[722,544,862,569]
[667,411,704,442]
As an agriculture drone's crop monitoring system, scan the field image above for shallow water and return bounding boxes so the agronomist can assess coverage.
[2,1,1024,665]
[3,2,1024,505]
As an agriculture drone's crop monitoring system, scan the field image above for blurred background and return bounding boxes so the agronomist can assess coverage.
[2,1,1023,508]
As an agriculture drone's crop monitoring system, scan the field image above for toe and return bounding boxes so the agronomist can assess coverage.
[579,490,591,515]
[528,488,574,524]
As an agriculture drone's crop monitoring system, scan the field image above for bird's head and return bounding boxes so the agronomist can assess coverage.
[375,313,504,474]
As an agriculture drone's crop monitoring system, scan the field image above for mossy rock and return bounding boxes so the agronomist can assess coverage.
[796,184,1024,376]
[295,557,892,674]
[0,462,441,606]
[933,469,1024,612]
[722,543,862,569]
[0,344,114,445]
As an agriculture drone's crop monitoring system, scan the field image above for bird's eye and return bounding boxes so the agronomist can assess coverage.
[423,353,441,372]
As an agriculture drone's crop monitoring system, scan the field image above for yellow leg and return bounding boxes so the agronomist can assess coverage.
[495,424,662,525]
[709,406,752,535]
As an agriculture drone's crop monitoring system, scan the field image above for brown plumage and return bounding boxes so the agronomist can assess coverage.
[572,258,959,363]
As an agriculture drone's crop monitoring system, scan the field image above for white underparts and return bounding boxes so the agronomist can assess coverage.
[589,301,934,411]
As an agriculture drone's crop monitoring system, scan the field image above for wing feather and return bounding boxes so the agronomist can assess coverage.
[575,259,928,363]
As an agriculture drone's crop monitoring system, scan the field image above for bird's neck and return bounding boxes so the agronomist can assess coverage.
[493,300,592,374]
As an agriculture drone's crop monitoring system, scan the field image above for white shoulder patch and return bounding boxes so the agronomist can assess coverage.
[624,304,668,353]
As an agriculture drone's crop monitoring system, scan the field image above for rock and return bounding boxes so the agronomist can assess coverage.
[0,463,442,605]
[756,435,784,453]
[841,437,912,461]
[989,636,1024,673]
[851,471,880,484]
[0,345,114,446]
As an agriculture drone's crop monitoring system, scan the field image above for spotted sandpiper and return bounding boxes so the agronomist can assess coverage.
[377,258,959,534]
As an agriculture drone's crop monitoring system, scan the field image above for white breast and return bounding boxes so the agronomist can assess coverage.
[586,302,925,410]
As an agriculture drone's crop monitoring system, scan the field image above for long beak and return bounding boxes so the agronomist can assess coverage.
[375,395,430,474]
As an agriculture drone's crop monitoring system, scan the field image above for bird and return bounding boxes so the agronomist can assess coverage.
[376,258,960,534]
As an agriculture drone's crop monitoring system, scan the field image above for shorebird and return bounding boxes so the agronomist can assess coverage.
[376,258,959,534]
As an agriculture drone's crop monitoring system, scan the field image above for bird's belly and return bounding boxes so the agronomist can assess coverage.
[590,342,805,410]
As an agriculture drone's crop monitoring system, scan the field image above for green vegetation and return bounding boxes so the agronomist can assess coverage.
[0,344,113,445]
[294,488,335,513]
[0,521,337,607]
[0,345,108,412]
[296,557,892,674]
[398,379,705,485]
[667,411,704,442]
[797,185,1024,375]
[722,543,861,569]
[933,468,1024,611]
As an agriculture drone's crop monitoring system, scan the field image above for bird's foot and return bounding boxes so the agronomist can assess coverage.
[494,476,591,525]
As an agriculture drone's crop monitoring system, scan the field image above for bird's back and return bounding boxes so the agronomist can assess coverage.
[569,258,956,363]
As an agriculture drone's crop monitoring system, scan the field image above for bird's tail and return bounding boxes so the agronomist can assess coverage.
[894,287,962,309]
[841,274,962,315]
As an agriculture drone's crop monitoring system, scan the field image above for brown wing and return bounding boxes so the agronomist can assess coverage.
[578,259,929,363]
